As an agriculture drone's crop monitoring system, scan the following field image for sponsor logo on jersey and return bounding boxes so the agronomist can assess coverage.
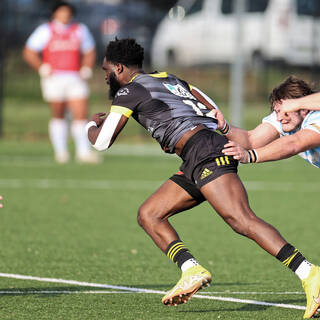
[116,88,130,97]
[163,83,196,100]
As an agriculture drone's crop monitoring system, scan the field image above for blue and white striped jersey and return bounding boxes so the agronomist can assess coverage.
[262,111,320,168]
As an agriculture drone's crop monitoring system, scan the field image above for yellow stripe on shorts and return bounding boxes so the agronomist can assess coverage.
[110,106,133,118]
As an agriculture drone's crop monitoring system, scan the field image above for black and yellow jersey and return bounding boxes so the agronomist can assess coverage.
[110,72,218,153]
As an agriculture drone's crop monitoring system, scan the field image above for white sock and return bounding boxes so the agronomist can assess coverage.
[181,258,199,272]
[49,118,68,155]
[71,120,91,157]
[295,260,312,280]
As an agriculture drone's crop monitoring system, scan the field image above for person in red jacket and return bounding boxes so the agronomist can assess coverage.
[23,1,100,164]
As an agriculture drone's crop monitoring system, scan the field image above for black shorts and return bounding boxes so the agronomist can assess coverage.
[179,129,238,189]
[169,171,206,204]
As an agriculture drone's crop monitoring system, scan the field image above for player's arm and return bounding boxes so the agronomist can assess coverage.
[222,123,279,150]
[86,107,131,151]
[79,24,96,79]
[224,128,320,163]
[22,47,42,72]
[280,92,320,115]
[86,83,141,151]
[190,85,225,130]
[222,123,280,159]
[23,25,51,76]
[79,48,96,80]
[81,48,95,69]
[189,84,251,145]
[190,84,279,148]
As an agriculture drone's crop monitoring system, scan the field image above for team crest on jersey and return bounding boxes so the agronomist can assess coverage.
[163,83,195,100]
[116,88,129,97]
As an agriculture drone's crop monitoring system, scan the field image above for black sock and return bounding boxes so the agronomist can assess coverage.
[276,243,306,272]
[165,240,195,269]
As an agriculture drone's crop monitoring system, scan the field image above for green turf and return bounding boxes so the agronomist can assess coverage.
[0,140,319,319]
[1,55,320,318]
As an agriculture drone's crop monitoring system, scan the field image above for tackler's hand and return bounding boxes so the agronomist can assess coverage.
[222,141,249,163]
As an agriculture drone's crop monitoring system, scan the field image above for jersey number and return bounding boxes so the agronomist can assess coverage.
[183,99,216,119]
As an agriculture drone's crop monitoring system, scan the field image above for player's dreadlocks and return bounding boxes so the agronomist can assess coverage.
[269,76,316,110]
[105,38,144,68]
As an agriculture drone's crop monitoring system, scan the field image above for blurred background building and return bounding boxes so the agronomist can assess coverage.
[1,0,178,63]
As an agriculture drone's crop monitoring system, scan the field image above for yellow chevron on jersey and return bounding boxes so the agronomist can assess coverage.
[110,105,133,118]
[148,72,168,78]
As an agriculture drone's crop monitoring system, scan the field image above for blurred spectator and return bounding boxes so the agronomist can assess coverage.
[0,195,3,208]
[23,1,100,164]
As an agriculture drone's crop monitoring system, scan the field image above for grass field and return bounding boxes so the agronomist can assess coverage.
[1,55,320,318]
[0,139,319,320]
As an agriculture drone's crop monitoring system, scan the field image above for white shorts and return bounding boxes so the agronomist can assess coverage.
[40,73,89,102]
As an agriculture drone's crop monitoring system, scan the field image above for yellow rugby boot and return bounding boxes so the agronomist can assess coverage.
[302,265,320,318]
[162,265,211,306]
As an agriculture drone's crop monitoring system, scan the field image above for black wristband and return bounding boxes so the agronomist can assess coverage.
[248,149,258,163]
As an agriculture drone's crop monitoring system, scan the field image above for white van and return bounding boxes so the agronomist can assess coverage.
[151,0,320,68]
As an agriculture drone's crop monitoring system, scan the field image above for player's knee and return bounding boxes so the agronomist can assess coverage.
[137,202,153,228]
[137,201,167,229]
[225,213,256,237]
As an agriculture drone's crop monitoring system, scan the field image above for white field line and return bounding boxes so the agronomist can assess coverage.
[0,290,135,294]
[0,144,172,163]
[0,143,296,166]
[0,178,319,192]
[0,272,305,311]
[199,291,304,295]
[0,178,161,190]
[0,290,304,295]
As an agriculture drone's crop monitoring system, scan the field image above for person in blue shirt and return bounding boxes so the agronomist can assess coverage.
[221,76,320,168]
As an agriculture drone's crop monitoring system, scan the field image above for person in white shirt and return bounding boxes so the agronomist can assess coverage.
[23,1,100,164]
[221,76,320,168]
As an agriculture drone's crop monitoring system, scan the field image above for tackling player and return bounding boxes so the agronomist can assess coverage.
[221,76,320,167]
[86,39,320,318]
